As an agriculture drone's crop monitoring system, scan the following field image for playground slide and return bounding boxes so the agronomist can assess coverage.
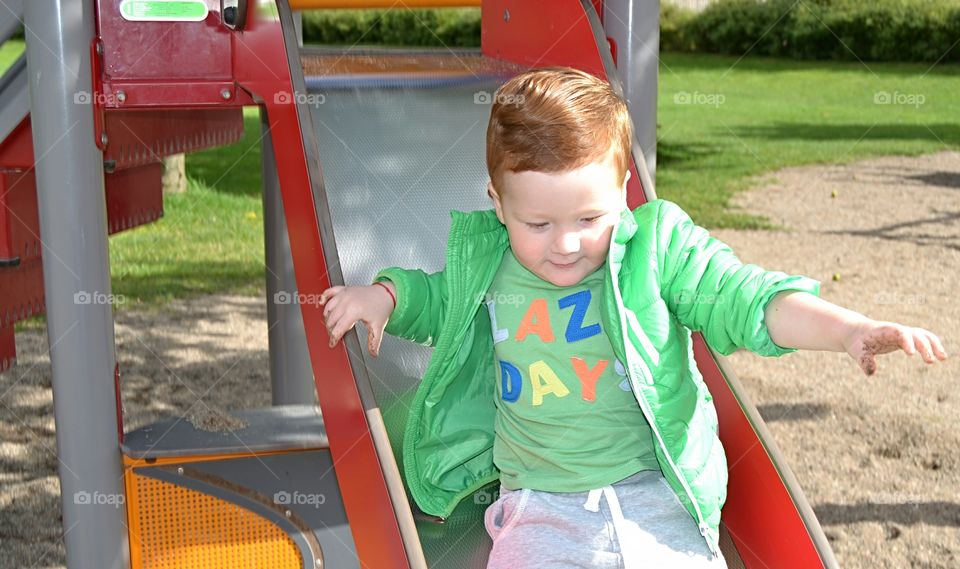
[297,4,838,567]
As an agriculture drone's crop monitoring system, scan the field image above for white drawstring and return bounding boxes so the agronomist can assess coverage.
[583,485,641,567]
[583,487,603,512]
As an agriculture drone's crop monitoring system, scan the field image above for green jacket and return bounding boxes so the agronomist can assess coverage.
[374,199,820,556]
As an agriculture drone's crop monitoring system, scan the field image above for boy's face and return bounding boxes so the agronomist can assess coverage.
[488,157,629,287]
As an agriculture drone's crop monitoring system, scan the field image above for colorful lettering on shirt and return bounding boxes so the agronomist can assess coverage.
[486,299,509,344]
[499,360,522,403]
[489,283,626,404]
[529,360,570,405]
[558,290,601,343]
[516,299,555,343]
[571,357,608,402]
[496,357,623,404]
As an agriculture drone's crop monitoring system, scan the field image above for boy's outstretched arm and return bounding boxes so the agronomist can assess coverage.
[764,291,948,376]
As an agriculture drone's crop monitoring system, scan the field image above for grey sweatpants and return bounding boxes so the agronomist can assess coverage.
[484,469,728,568]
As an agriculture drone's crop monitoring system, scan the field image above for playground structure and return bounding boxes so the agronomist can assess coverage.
[0,1,841,568]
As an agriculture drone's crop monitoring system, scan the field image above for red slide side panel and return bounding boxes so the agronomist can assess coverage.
[694,337,825,567]
[233,3,410,568]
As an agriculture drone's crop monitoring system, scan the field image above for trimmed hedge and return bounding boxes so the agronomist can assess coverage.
[298,3,958,63]
[660,3,698,53]
[662,0,960,63]
[301,8,480,47]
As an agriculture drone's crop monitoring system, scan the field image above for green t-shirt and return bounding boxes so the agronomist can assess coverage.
[485,248,660,492]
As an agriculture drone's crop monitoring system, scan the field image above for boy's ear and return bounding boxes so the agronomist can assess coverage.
[488,181,506,224]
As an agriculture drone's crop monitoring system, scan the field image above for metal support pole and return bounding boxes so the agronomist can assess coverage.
[24,1,129,568]
[604,0,659,181]
[293,10,304,47]
[262,111,317,406]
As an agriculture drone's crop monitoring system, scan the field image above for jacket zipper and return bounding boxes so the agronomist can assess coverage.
[424,216,475,521]
[608,262,720,559]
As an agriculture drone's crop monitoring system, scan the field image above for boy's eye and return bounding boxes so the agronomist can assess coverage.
[583,215,602,223]
[526,222,548,230]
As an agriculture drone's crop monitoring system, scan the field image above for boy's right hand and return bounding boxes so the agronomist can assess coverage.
[319,282,396,357]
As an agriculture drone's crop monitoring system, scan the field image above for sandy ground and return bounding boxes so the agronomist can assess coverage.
[712,151,959,568]
[1,151,958,568]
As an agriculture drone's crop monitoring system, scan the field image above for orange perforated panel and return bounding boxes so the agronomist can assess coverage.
[127,471,302,569]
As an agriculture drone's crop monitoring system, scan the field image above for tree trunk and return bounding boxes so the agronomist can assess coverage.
[162,154,186,194]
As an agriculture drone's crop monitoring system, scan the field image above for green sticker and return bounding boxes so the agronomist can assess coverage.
[119,0,209,22]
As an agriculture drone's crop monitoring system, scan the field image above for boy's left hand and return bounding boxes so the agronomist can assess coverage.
[843,319,948,376]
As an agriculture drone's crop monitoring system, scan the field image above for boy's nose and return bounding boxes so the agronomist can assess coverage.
[554,232,581,254]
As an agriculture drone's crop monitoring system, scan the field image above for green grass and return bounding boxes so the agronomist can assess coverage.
[0,39,22,67]
[108,108,266,308]
[657,53,960,227]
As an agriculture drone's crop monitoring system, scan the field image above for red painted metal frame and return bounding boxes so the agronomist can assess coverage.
[0,164,165,366]
[0,119,34,170]
[101,110,244,169]
[0,171,39,265]
[0,2,244,369]
[0,170,45,368]
[104,163,165,234]
[0,257,42,371]
[0,112,243,172]
[232,2,410,567]
[0,254,42,326]
[0,325,14,373]
[482,1,826,567]
[96,0,257,109]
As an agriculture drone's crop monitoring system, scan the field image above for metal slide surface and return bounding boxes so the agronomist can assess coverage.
[303,47,524,567]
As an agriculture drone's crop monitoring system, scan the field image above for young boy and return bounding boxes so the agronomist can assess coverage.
[318,67,947,568]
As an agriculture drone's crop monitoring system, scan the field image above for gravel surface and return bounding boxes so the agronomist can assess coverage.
[1,152,957,568]
[713,151,959,569]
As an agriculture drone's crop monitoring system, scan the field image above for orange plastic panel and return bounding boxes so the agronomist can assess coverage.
[126,471,302,569]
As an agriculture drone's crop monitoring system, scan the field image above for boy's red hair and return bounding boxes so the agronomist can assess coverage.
[485,67,633,191]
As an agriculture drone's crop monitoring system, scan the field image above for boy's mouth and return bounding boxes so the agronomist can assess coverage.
[551,259,579,269]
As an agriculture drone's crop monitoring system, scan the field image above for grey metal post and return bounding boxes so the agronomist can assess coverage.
[604,0,659,181]
[293,10,303,47]
[262,111,317,406]
[24,0,129,568]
